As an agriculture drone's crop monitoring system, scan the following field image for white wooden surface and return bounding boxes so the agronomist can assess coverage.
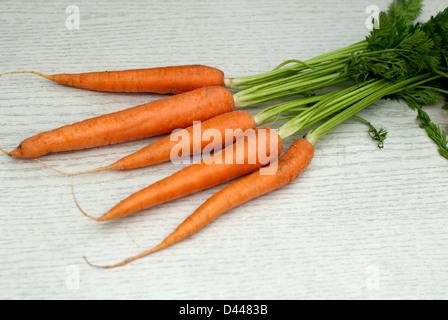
[0,0,447,300]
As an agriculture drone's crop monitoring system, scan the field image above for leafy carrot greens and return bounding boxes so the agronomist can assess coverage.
[233,0,448,158]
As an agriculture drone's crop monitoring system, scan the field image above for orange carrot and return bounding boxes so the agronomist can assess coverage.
[0,65,225,94]
[2,86,234,158]
[75,127,283,222]
[39,110,257,175]
[85,137,313,268]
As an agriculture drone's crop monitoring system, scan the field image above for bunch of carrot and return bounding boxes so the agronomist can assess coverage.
[2,0,446,268]
[1,63,317,268]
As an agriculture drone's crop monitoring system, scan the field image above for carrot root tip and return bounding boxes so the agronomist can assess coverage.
[0,71,50,79]
[71,185,104,222]
[35,159,112,176]
[83,243,166,269]
[83,256,112,269]
[0,148,11,156]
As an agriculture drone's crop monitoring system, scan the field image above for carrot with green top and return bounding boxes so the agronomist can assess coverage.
[86,71,442,267]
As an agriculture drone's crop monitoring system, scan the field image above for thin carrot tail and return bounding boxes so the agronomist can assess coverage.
[0,71,52,80]
[83,242,167,269]
[0,148,11,156]
[71,186,105,222]
[35,159,112,176]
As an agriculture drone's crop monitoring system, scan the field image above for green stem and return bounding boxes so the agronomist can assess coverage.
[304,81,383,125]
[278,80,383,139]
[237,75,350,107]
[352,115,388,148]
[262,115,299,123]
[254,94,326,125]
[225,41,367,89]
[272,59,316,71]
[234,72,347,107]
[238,60,347,97]
[304,74,433,144]
[416,86,448,95]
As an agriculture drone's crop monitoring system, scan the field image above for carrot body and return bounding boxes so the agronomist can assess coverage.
[7,86,234,158]
[88,138,313,268]
[1,65,225,94]
[111,110,256,170]
[78,127,283,222]
[159,138,314,247]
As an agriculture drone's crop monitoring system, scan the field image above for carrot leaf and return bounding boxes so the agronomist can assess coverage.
[415,107,448,159]
[352,116,388,149]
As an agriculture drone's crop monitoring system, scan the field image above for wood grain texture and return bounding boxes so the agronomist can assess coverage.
[0,0,447,300]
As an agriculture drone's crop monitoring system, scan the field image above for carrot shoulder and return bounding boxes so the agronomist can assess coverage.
[6,86,234,158]
[86,138,313,268]
[0,65,225,94]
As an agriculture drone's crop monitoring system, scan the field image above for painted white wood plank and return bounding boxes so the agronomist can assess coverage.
[0,0,447,300]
